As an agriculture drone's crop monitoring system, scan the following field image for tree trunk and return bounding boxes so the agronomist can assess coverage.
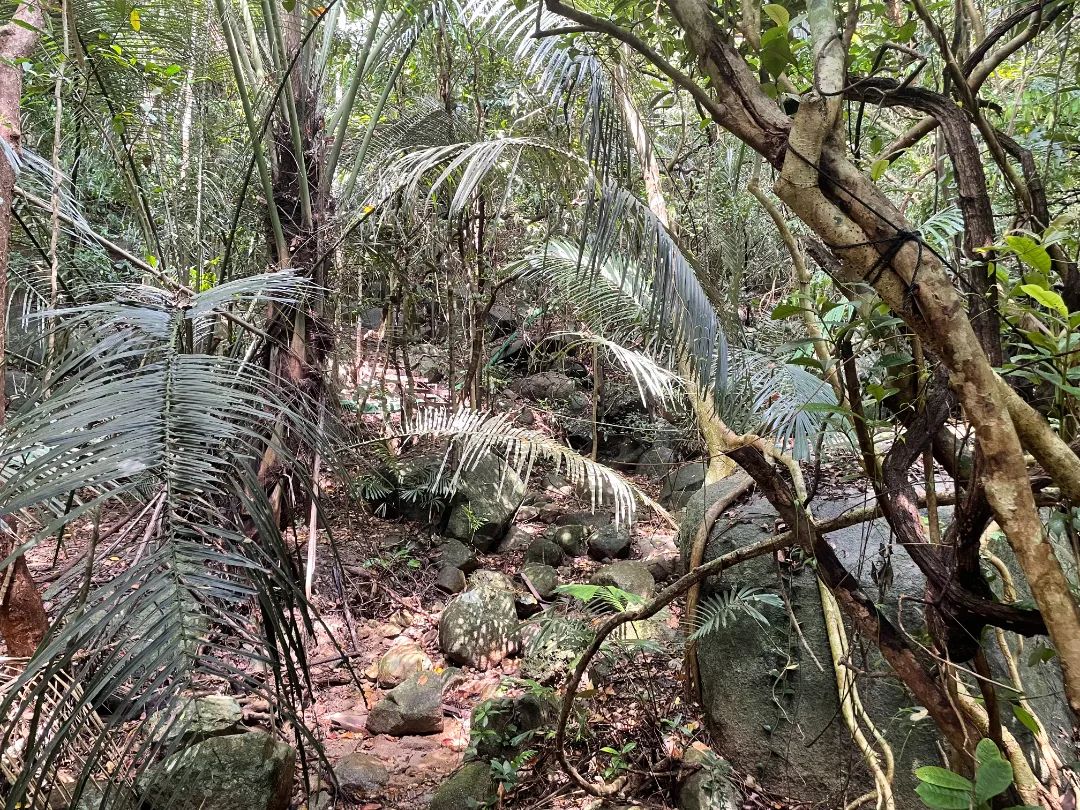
[0,0,48,657]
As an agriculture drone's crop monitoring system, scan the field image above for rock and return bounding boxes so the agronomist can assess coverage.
[444,455,526,551]
[548,524,588,556]
[588,525,631,560]
[376,642,433,687]
[413,349,445,383]
[524,537,565,566]
[515,408,536,427]
[486,303,517,335]
[366,671,444,736]
[150,694,242,747]
[515,505,540,523]
[515,591,543,618]
[511,372,579,403]
[439,538,479,572]
[634,533,684,581]
[439,587,520,668]
[678,748,739,810]
[660,463,708,509]
[521,564,559,598]
[498,526,534,553]
[437,565,467,593]
[139,731,295,810]
[554,511,611,528]
[590,560,655,600]
[467,569,515,593]
[639,445,677,479]
[543,472,573,497]
[428,761,496,810]
[334,753,389,801]
[470,694,557,760]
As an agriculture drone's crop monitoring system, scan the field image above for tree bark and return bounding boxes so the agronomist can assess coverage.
[0,0,48,657]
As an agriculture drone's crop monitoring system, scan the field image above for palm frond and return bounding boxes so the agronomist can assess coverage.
[688,587,784,640]
[396,406,669,526]
[0,272,330,808]
[914,206,965,255]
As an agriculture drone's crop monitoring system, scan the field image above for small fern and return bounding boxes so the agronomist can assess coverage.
[689,587,784,640]
[555,583,644,613]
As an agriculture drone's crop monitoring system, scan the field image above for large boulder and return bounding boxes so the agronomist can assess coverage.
[428,762,496,810]
[590,560,655,600]
[510,372,579,403]
[678,748,739,810]
[660,463,709,509]
[524,537,564,566]
[439,586,520,668]
[139,731,295,810]
[548,524,587,556]
[588,525,631,560]
[333,753,389,801]
[444,455,526,551]
[521,563,559,598]
[150,695,242,747]
[439,538,479,573]
[366,671,445,736]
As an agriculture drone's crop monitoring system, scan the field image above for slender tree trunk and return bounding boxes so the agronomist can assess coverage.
[0,0,48,657]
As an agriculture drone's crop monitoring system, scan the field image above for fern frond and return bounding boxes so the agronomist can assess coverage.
[689,587,784,641]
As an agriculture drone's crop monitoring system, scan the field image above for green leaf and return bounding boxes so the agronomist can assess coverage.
[1011,704,1040,735]
[771,302,803,320]
[282,0,296,9]
[870,158,890,181]
[915,766,974,791]
[763,3,790,27]
[1005,235,1052,276]
[895,19,917,42]
[974,739,1013,803]
[1018,284,1068,317]
[914,781,973,810]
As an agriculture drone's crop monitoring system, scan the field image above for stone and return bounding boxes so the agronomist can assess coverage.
[515,505,540,522]
[467,569,515,593]
[678,748,739,810]
[520,615,592,682]
[639,445,677,479]
[590,560,655,600]
[439,587,520,668]
[554,511,611,528]
[498,526,534,553]
[515,591,542,618]
[139,731,295,810]
[444,455,526,551]
[376,642,433,687]
[510,372,579,403]
[470,694,557,760]
[587,525,631,560]
[548,524,588,556]
[436,565,467,593]
[660,463,709,509]
[334,753,389,801]
[439,538,479,572]
[521,564,559,599]
[428,761,496,810]
[150,695,242,747]
[366,671,444,736]
[524,537,564,566]
[634,533,684,581]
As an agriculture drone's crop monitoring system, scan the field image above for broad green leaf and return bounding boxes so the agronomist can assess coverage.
[771,302,803,320]
[1011,704,1040,735]
[914,781,973,810]
[282,0,296,9]
[1018,284,1068,317]
[871,158,890,181]
[895,19,917,42]
[914,766,974,791]
[763,3,790,27]
[129,8,141,31]
[1005,235,1052,275]
[974,739,1013,803]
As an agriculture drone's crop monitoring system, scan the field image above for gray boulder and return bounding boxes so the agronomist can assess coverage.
[511,372,579,403]
[366,671,444,736]
[139,731,295,810]
[334,753,389,801]
[639,445,677,479]
[150,695,242,747]
[548,524,587,556]
[660,463,708,509]
[444,455,526,551]
[498,526,535,553]
[554,511,611,528]
[588,525,631,560]
[439,538,479,572]
[590,560,655,600]
[679,748,739,810]
[467,569,515,592]
[436,565,467,593]
[439,587,520,668]
[521,564,559,598]
[428,762,496,810]
[524,537,564,566]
